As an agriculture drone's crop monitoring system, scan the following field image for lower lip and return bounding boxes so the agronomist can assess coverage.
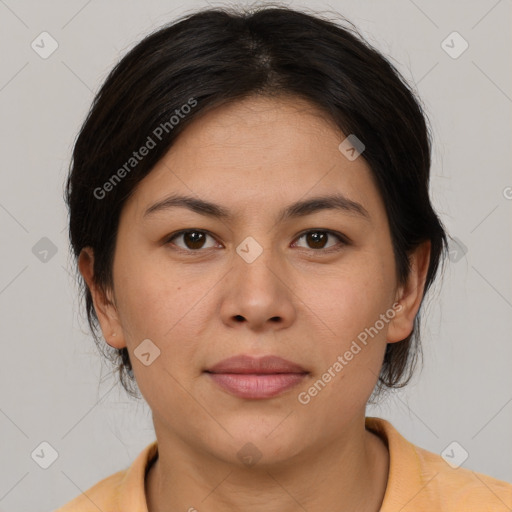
[206,372,308,399]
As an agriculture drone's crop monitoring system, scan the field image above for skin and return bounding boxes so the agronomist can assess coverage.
[79,95,430,512]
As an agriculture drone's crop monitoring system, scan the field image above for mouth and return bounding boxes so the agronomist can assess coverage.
[204,354,309,399]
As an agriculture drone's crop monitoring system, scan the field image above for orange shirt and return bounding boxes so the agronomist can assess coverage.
[54,416,512,511]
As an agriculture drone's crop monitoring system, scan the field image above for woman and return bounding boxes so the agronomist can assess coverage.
[56,4,512,511]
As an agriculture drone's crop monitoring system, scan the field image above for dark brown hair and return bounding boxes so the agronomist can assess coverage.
[65,4,448,401]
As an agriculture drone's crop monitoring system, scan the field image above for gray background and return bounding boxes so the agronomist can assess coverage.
[0,0,511,511]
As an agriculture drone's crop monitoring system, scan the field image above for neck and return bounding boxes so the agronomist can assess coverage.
[145,416,389,512]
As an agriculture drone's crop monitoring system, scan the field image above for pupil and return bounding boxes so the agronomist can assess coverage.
[308,232,326,249]
[186,231,204,249]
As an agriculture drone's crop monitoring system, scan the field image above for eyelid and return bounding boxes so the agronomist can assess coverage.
[292,229,349,251]
[164,229,221,251]
[165,228,350,254]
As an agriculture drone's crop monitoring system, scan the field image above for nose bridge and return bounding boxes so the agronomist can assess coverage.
[233,234,280,292]
[235,234,267,266]
[220,233,295,329]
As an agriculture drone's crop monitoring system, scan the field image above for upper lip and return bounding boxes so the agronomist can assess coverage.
[205,355,308,374]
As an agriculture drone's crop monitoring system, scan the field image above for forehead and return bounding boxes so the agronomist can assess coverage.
[172,95,343,160]
[122,95,386,226]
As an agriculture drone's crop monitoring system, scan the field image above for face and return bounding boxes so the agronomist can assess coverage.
[82,95,427,467]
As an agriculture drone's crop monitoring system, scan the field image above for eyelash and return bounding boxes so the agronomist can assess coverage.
[164,229,350,254]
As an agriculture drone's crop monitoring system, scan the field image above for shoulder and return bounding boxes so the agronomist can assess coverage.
[414,444,512,510]
[52,440,158,512]
[366,417,512,511]
[53,469,126,512]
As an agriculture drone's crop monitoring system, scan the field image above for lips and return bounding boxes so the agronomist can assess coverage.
[205,354,308,375]
[204,355,309,399]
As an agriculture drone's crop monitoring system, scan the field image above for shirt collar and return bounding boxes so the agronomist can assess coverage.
[365,416,429,511]
[116,417,429,511]
[118,439,158,512]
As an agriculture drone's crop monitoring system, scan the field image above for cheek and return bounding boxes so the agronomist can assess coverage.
[298,265,392,411]
[299,255,394,346]
[117,273,195,340]
[295,253,394,409]
[114,267,207,403]
[114,253,216,366]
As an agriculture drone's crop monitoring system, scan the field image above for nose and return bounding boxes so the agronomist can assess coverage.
[219,242,296,332]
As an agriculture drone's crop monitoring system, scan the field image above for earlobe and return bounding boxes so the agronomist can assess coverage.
[78,247,126,349]
[386,240,431,344]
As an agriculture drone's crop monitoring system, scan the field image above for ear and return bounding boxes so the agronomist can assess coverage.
[386,240,431,344]
[78,247,126,349]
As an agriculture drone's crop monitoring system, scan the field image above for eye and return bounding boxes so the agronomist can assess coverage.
[165,230,221,251]
[165,228,349,253]
[292,230,348,252]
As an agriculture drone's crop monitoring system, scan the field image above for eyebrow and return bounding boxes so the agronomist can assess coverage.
[143,193,370,223]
